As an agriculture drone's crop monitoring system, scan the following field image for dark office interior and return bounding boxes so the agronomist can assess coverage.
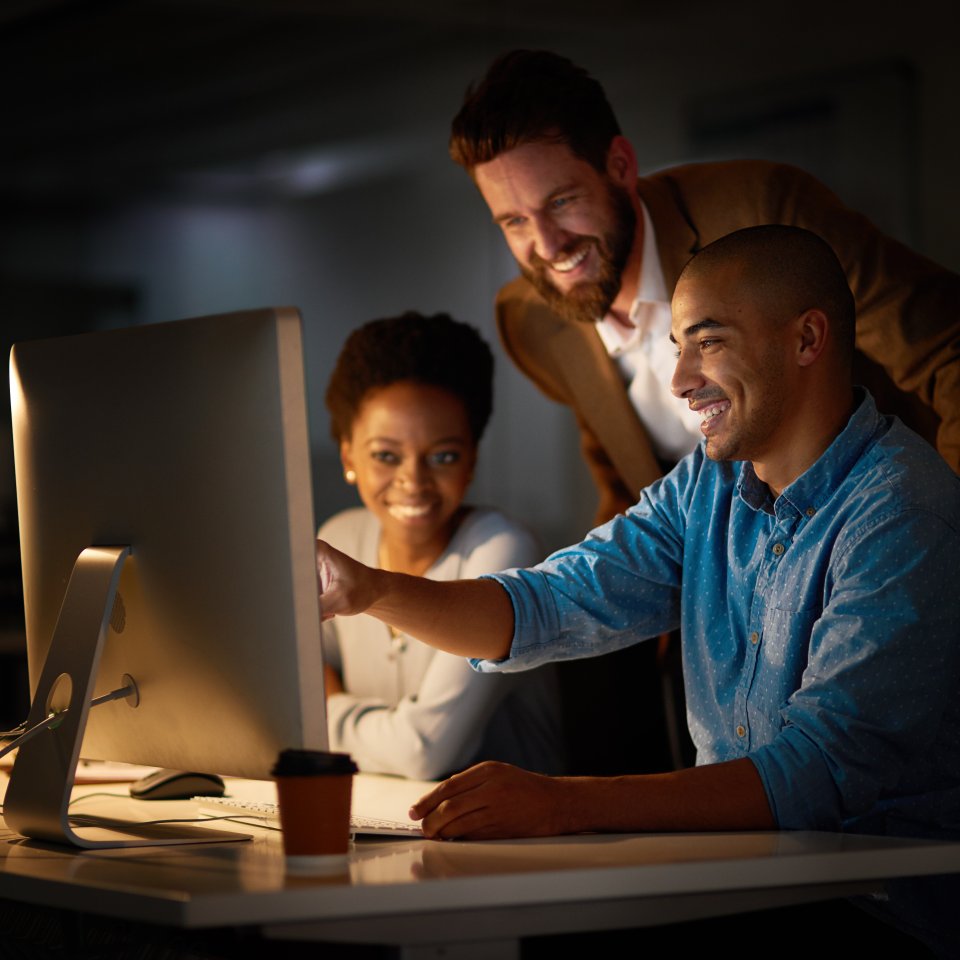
[1,2,958,957]
[2,0,958,753]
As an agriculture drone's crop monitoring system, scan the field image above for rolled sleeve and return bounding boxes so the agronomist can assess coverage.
[470,568,564,673]
[468,483,687,674]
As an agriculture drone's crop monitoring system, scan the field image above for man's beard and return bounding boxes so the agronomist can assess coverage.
[520,182,637,325]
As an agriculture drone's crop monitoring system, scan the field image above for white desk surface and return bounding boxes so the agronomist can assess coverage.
[2,773,960,950]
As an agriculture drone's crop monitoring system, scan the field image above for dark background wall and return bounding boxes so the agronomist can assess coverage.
[1,0,957,719]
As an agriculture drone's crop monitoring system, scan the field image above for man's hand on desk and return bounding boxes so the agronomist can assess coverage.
[410,762,573,840]
[410,757,776,840]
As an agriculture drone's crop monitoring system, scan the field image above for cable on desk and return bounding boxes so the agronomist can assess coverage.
[68,791,131,807]
[0,793,264,829]
[67,813,257,828]
[65,792,282,831]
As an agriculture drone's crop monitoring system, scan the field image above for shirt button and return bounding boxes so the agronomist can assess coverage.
[736,725,746,738]
[805,507,817,517]
[772,542,785,556]
[750,631,759,645]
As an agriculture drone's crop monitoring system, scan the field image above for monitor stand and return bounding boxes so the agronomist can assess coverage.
[4,546,249,849]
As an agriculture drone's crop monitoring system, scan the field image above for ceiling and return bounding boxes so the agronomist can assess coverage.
[0,0,676,210]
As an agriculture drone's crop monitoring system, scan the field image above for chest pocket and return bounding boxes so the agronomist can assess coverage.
[762,604,820,675]
[748,604,821,741]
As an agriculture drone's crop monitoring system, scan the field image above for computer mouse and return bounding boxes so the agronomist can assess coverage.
[129,768,226,801]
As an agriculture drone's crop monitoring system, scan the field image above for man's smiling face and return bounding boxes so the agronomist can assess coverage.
[473,140,636,325]
[670,263,794,466]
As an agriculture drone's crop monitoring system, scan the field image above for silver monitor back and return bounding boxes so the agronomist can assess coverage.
[10,307,327,782]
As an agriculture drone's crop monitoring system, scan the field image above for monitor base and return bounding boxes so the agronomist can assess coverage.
[5,546,249,849]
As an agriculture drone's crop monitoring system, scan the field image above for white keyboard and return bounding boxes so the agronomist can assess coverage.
[196,795,422,837]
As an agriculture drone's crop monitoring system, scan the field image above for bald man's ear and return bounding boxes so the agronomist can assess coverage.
[605,136,638,187]
[795,309,829,367]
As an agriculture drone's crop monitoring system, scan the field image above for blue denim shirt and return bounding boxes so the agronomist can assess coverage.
[479,393,960,836]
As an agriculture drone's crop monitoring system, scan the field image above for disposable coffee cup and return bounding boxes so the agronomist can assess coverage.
[272,749,357,873]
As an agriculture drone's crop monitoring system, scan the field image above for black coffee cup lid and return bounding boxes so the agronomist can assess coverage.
[272,749,358,777]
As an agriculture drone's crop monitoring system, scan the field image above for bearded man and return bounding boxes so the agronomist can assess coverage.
[450,50,960,522]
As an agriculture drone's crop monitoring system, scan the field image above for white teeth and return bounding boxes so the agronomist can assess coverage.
[388,503,432,519]
[552,247,588,273]
[699,402,729,422]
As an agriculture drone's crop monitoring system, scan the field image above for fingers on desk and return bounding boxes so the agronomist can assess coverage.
[411,761,565,841]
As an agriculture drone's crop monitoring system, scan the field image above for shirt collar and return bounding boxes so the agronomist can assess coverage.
[630,201,669,314]
[738,389,882,516]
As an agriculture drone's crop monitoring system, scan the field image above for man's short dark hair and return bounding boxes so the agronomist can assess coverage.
[449,49,620,173]
[681,225,856,362]
[325,311,494,444]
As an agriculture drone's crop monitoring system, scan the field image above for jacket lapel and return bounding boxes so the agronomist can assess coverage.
[637,173,699,294]
[542,315,663,495]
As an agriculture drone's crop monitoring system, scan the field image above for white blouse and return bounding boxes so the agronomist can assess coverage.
[319,507,564,780]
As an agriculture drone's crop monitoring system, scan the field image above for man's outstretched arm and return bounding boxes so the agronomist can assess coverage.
[409,757,775,840]
[316,539,514,662]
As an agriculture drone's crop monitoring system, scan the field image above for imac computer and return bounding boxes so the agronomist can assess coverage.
[4,307,327,848]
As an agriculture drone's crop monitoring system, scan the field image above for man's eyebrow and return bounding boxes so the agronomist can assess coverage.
[491,181,580,224]
[668,318,725,344]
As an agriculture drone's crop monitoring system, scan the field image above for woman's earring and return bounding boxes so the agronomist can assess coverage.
[344,469,357,484]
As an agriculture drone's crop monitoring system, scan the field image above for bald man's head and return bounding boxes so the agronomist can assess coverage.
[679,225,855,367]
